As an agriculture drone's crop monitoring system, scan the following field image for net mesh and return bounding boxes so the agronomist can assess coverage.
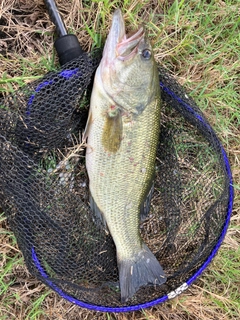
[0,53,231,308]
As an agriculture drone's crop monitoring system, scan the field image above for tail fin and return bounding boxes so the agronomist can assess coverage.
[118,244,166,303]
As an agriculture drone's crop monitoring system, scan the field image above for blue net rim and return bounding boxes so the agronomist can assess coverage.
[29,80,234,313]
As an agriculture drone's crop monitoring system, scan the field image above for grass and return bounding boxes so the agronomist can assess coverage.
[0,0,239,319]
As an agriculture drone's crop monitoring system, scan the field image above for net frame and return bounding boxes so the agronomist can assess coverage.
[0,63,233,312]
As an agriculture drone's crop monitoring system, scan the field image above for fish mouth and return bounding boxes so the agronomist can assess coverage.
[102,9,144,63]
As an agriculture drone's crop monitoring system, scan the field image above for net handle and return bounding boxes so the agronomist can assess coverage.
[44,0,84,65]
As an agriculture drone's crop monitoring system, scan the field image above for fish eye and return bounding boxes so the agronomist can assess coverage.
[141,49,152,60]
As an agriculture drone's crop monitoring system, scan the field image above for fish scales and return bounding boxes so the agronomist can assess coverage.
[87,86,160,254]
[85,9,166,302]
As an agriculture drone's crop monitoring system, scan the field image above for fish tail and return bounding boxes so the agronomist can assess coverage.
[118,244,166,303]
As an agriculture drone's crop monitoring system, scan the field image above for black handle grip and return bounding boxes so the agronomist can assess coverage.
[54,34,84,65]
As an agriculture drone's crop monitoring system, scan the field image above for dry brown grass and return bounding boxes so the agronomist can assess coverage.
[0,0,239,319]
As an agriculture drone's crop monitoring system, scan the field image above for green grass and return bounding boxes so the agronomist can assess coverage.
[194,246,240,319]
[0,212,51,320]
[0,0,239,319]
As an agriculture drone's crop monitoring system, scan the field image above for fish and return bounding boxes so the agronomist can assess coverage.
[84,9,166,302]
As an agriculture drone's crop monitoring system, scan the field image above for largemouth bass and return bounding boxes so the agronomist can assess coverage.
[85,9,166,302]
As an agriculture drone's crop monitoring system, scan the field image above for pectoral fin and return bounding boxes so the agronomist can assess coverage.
[102,110,123,153]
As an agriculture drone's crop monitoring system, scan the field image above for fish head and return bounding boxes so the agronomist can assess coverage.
[99,9,159,114]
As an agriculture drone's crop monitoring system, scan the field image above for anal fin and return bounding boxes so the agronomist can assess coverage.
[89,192,109,234]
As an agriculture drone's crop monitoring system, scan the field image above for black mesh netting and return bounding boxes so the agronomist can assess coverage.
[0,52,232,309]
